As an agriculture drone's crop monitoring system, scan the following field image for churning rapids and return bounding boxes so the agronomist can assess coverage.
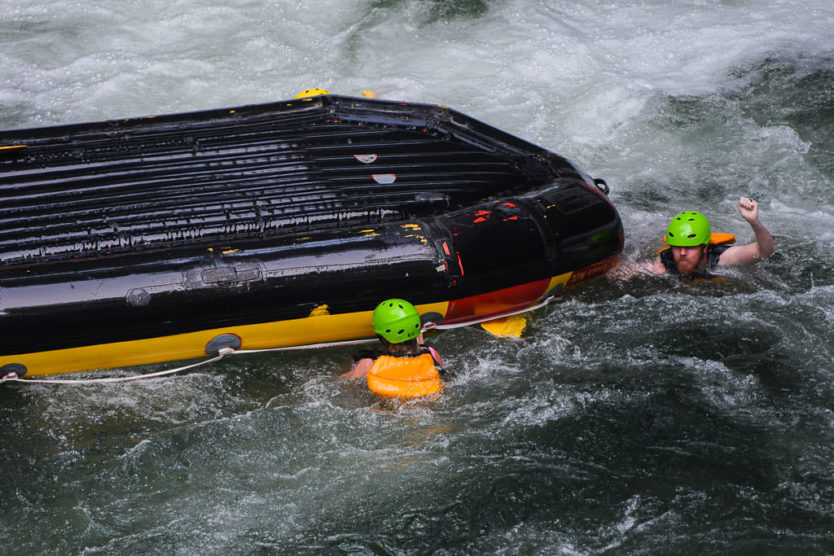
[2,1,834,553]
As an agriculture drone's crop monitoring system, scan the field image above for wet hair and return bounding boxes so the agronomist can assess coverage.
[378,336,421,355]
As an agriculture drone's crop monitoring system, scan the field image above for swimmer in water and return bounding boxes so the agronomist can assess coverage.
[341,298,445,398]
[647,197,775,278]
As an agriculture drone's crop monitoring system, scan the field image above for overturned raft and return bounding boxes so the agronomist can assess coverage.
[0,95,623,378]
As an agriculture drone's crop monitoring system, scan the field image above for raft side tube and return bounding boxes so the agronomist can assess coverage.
[0,95,623,377]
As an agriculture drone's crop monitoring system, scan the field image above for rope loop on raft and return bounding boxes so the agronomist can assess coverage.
[0,295,557,386]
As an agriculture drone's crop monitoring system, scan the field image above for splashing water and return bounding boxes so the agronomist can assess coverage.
[2,0,834,553]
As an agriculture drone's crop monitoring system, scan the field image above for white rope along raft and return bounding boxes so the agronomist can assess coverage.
[0,297,554,386]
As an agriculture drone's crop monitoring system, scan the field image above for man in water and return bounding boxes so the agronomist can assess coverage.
[649,197,775,277]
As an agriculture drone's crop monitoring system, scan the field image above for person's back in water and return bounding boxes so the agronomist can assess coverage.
[341,298,445,398]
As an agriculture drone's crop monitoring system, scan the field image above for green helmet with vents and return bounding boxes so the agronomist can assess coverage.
[665,211,711,247]
[372,298,421,344]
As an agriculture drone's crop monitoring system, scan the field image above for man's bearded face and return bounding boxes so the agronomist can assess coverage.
[672,245,706,276]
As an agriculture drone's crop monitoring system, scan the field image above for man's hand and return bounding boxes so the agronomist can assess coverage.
[718,196,774,265]
[738,197,759,223]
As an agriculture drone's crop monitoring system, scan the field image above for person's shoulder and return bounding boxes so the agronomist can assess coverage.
[342,356,375,378]
[353,348,382,362]
[651,255,669,275]
[646,248,672,275]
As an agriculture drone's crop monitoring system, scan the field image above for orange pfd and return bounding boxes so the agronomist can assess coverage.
[366,352,442,398]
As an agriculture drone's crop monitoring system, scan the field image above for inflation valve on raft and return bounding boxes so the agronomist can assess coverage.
[1,363,27,378]
[205,334,242,356]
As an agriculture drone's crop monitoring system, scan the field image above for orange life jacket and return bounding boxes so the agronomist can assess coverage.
[367,352,441,398]
[707,232,736,246]
[659,233,737,276]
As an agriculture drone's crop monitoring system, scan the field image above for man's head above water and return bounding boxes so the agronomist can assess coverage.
[648,198,775,277]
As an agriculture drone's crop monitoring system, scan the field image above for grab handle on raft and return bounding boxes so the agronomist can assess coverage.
[420,312,444,330]
[593,178,609,195]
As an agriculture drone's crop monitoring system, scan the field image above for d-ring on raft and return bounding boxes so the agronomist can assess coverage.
[0,94,623,379]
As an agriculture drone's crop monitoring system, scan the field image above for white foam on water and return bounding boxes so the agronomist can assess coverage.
[2,1,830,128]
[3,0,834,553]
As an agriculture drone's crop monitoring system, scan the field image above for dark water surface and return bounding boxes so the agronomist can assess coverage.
[2,1,834,554]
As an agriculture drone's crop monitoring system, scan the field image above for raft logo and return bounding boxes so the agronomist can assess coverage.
[566,257,618,290]
[354,154,378,164]
[372,173,397,184]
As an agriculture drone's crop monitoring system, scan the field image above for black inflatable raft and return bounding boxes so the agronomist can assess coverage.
[0,94,622,377]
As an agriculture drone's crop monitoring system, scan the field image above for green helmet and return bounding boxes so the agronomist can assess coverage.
[372,298,421,344]
[665,211,711,247]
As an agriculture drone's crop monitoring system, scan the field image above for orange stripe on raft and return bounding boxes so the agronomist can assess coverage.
[565,256,619,290]
[443,278,551,324]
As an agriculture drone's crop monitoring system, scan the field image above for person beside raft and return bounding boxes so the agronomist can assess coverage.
[649,197,775,278]
[341,298,446,398]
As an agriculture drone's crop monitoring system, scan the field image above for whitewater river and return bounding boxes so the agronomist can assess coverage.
[2,1,833,553]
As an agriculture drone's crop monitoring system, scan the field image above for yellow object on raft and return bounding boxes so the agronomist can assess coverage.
[480,314,527,338]
[294,88,376,99]
[366,353,442,398]
[294,88,331,98]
